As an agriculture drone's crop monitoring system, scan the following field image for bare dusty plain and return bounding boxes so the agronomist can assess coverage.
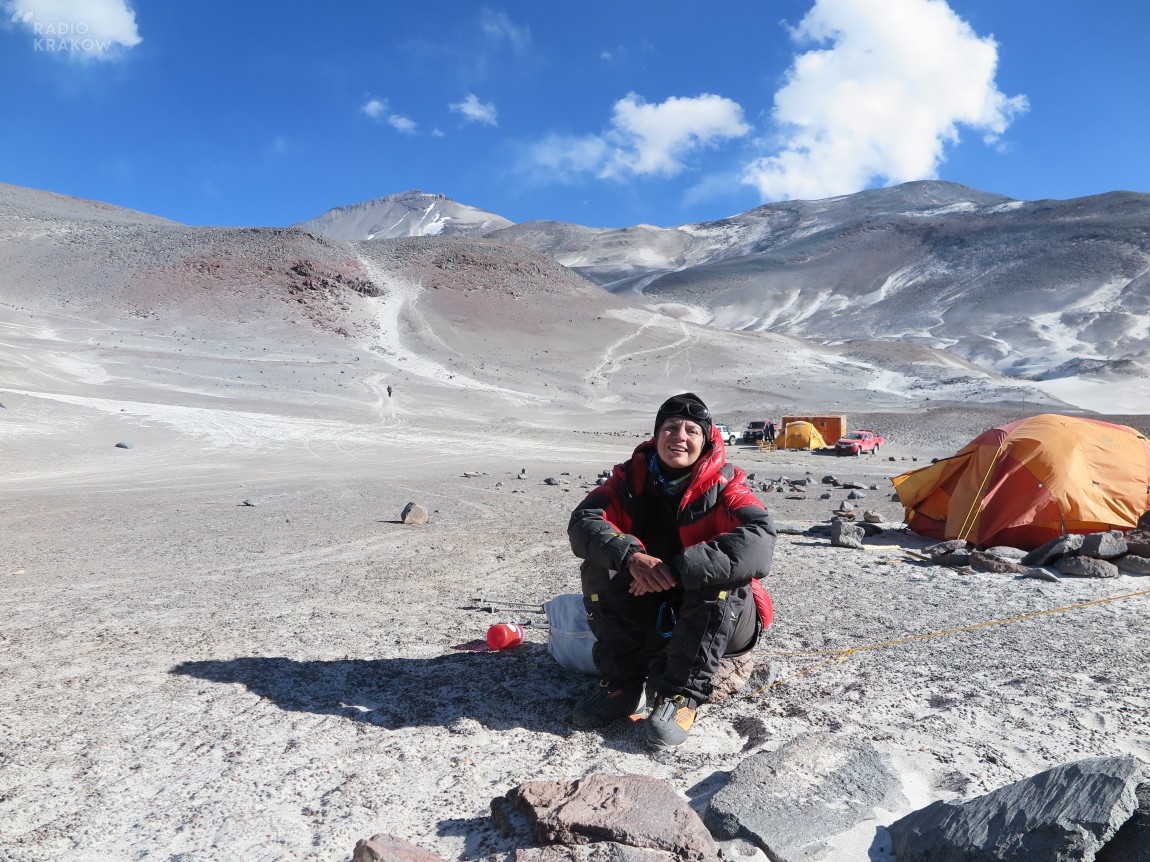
[2,394,1148,862]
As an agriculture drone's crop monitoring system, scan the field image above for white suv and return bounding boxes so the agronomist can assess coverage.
[716,424,737,445]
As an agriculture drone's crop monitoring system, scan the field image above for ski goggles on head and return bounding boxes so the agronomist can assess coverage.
[657,398,710,422]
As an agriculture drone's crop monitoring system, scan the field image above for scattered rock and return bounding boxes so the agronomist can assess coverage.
[831,519,865,549]
[240,498,258,507]
[1115,555,1150,575]
[496,774,716,861]
[984,546,1028,562]
[400,502,429,525]
[938,548,973,568]
[1081,530,1128,560]
[709,654,755,701]
[887,756,1146,862]
[114,441,133,449]
[1124,530,1150,557]
[544,477,567,486]
[821,475,840,485]
[705,732,905,862]
[1056,556,1120,579]
[1022,534,1085,566]
[863,510,883,523]
[847,490,867,500]
[353,833,450,862]
[969,550,1029,575]
[1021,567,1061,582]
[924,539,969,558]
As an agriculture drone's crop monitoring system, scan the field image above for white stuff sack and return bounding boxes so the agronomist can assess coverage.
[543,593,597,675]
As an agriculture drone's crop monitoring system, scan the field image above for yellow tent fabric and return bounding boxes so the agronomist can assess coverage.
[891,414,1150,549]
[778,420,827,450]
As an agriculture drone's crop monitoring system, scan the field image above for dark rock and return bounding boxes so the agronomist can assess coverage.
[831,519,865,549]
[842,481,866,490]
[847,490,866,500]
[858,522,884,537]
[970,550,1029,575]
[1137,511,1150,531]
[114,441,133,449]
[939,549,973,568]
[499,774,716,861]
[240,498,258,507]
[819,492,832,500]
[1021,567,1061,582]
[1097,781,1150,862]
[353,833,449,862]
[821,475,840,485]
[705,732,905,862]
[1057,556,1120,578]
[924,539,969,557]
[1115,555,1150,575]
[400,502,429,525]
[1081,530,1128,560]
[985,546,1028,562]
[888,756,1146,862]
[1124,530,1150,557]
[1022,534,1085,566]
[544,477,565,485]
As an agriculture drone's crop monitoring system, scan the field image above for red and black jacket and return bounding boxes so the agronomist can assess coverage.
[568,426,776,598]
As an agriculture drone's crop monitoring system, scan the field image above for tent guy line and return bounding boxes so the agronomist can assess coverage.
[745,587,1150,697]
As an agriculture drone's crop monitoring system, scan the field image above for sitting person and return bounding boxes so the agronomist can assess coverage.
[568,393,776,748]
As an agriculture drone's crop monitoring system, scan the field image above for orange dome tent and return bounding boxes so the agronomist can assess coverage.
[891,414,1150,550]
[778,420,827,450]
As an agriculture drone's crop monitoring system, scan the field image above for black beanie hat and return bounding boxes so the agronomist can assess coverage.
[654,392,712,441]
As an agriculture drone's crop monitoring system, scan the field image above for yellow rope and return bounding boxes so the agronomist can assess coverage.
[745,587,1150,697]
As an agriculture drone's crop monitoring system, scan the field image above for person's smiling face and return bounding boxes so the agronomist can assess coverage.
[656,417,706,469]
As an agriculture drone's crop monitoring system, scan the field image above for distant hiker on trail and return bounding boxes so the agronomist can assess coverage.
[765,420,777,444]
[567,393,776,748]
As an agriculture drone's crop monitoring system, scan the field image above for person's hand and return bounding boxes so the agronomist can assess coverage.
[627,552,678,595]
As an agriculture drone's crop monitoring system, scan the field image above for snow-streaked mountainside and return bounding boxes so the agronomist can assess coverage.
[0,181,1072,427]
[288,181,1150,407]
[292,190,512,241]
[486,182,1150,388]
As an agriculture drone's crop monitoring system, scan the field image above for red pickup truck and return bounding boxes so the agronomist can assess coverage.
[835,430,883,456]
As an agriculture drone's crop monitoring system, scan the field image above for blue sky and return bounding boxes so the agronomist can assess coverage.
[1,0,1147,229]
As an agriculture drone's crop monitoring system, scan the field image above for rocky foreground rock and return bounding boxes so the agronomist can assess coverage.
[355,754,1149,862]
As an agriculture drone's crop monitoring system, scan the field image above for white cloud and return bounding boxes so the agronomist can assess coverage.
[361,98,387,121]
[600,93,751,178]
[450,93,498,127]
[479,8,530,54]
[4,0,141,59]
[525,92,750,182]
[743,0,1028,201]
[361,98,417,134]
[524,133,610,183]
[388,114,417,134]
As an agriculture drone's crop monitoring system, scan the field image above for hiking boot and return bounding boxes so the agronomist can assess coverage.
[645,695,697,748]
[572,680,645,729]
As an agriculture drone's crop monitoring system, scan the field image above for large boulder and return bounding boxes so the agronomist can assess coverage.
[353,834,450,862]
[1081,531,1128,560]
[1022,534,1085,567]
[495,774,716,861]
[1056,556,1121,579]
[705,732,905,862]
[887,756,1146,862]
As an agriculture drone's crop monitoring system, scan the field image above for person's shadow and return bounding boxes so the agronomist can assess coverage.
[172,643,579,735]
